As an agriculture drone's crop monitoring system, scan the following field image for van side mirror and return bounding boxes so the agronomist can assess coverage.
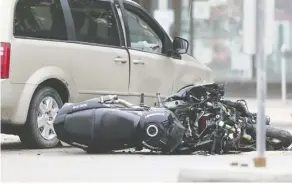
[173,37,189,54]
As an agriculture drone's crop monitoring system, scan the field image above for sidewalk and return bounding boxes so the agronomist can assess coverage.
[178,151,292,182]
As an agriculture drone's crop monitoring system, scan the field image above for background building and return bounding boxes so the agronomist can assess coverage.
[134,0,292,85]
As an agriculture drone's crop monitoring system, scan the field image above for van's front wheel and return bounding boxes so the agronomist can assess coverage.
[19,86,63,148]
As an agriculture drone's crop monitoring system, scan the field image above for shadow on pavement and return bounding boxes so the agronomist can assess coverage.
[63,149,242,156]
[1,141,65,152]
[1,142,27,151]
[0,140,244,156]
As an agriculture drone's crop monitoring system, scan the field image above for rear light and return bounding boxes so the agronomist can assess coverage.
[0,42,11,79]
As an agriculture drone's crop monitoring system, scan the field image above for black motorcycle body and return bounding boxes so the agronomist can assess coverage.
[53,98,185,153]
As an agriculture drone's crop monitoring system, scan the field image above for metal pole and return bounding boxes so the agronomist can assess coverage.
[281,44,287,103]
[172,0,181,38]
[189,0,194,56]
[254,0,267,168]
[142,0,152,14]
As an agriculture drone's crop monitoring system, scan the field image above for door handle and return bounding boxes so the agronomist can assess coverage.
[133,59,145,65]
[114,57,127,64]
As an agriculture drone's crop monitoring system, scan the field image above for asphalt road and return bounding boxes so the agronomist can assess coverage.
[2,127,292,182]
[2,140,292,182]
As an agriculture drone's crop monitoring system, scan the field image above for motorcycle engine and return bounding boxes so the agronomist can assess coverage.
[138,110,186,153]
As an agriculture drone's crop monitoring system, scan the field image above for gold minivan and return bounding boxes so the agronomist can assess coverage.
[0,0,213,148]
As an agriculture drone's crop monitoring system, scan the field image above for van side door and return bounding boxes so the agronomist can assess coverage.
[121,2,175,105]
[66,0,130,102]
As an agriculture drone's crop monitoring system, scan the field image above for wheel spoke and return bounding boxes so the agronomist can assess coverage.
[39,103,48,114]
[46,98,54,110]
[37,115,47,128]
[51,108,59,119]
[50,125,56,135]
[41,124,51,139]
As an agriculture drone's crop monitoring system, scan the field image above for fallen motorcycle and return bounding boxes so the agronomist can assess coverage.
[53,83,292,154]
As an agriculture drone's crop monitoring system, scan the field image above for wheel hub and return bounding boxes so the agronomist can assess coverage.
[37,97,59,140]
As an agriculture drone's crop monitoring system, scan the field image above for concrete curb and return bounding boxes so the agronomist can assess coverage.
[177,167,292,182]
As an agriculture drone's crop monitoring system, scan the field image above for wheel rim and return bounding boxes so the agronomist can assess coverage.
[37,96,59,140]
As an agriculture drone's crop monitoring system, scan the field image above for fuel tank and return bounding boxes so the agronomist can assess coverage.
[53,99,141,151]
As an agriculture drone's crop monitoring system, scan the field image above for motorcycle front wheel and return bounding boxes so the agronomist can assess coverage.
[266,126,292,149]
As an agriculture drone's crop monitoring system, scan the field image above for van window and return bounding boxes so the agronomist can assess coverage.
[68,0,120,47]
[14,0,67,40]
[125,9,163,54]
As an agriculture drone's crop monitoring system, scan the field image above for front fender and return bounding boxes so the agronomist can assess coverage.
[12,66,78,124]
[172,55,214,93]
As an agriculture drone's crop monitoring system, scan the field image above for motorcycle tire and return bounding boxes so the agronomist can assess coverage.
[266,126,292,149]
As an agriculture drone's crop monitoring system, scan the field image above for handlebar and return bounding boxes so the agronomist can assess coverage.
[98,95,149,109]
[99,95,118,103]
[114,99,141,108]
[100,95,139,108]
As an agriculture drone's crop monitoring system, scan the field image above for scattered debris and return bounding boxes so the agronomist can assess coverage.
[230,162,239,166]
[240,163,249,167]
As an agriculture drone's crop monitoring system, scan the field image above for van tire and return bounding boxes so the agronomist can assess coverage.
[19,86,63,149]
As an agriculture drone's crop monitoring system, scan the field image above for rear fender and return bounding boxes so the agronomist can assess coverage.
[12,66,77,124]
